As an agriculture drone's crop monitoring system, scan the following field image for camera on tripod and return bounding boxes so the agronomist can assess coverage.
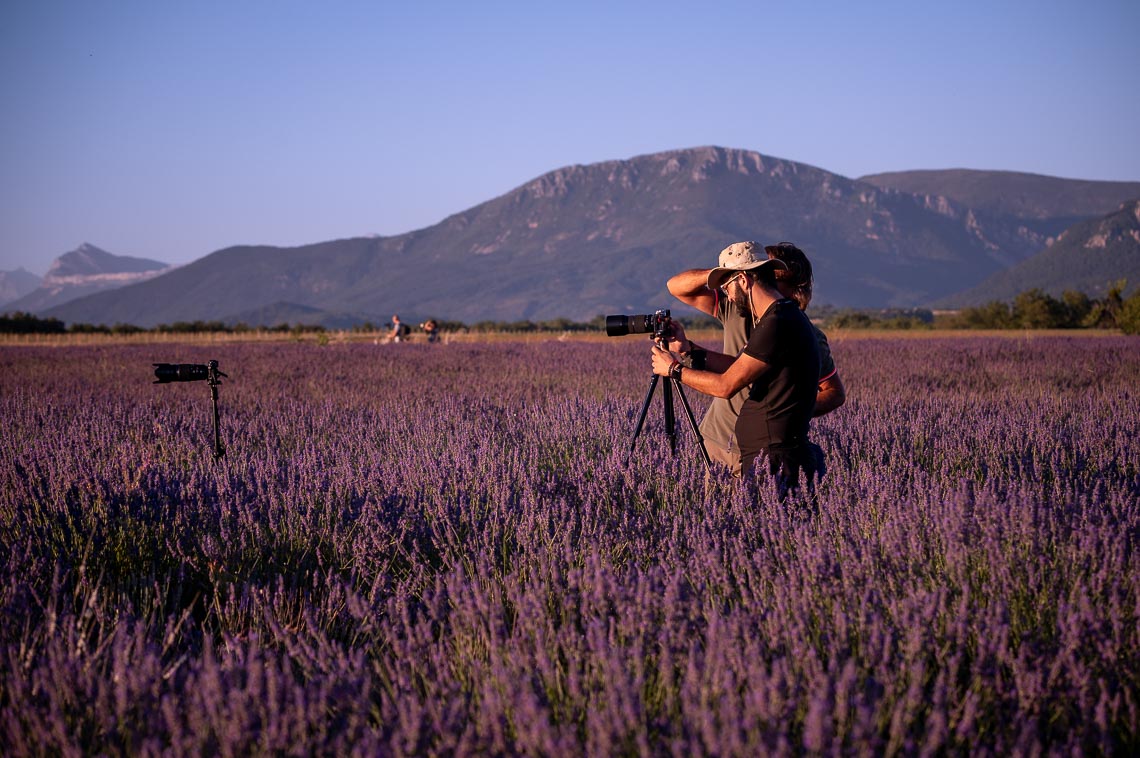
[605,308,673,340]
[153,362,220,383]
[153,360,228,459]
[603,308,711,472]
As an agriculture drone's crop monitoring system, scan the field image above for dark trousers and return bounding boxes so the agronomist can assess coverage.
[766,441,826,500]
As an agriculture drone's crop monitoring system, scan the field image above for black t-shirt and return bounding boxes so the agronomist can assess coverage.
[737,299,820,448]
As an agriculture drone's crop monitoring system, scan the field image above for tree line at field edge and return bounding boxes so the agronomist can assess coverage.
[3,282,1140,335]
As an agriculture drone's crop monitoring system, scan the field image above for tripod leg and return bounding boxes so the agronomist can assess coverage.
[662,374,676,453]
[627,375,659,463]
[670,378,713,474]
[210,383,225,460]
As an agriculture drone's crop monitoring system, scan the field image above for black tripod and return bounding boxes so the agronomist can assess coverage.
[627,371,713,474]
[153,359,227,460]
[205,360,226,460]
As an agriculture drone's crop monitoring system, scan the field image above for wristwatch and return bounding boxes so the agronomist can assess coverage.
[670,362,683,380]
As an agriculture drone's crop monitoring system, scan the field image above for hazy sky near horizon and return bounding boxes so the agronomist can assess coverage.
[3,0,1138,275]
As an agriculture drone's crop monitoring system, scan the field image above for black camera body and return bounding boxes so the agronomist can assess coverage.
[605,309,673,340]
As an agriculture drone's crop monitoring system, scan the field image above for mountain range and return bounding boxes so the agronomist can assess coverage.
[936,200,1140,306]
[858,168,1140,226]
[20,147,1140,327]
[7,243,171,314]
[0,268,41,308]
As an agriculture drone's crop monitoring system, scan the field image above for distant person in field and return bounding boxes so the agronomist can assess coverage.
[665,241,843,478]
[651,254,822,495]
[421,318,440,343]
[387,314,409,344]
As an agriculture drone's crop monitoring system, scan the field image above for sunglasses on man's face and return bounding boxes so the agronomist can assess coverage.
[720,272,747,295]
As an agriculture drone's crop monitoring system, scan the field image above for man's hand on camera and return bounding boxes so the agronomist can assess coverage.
[650,344,679,377]
[664,322,691,354]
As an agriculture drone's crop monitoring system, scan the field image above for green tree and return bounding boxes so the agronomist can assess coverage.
[1119,291,1140,335]
[830,311,874,329]
[538,317,576,331]
[0,312,67,333]
[953,301,1012,329]
[1013,289,1067,329]
[1083,279,1127,329]
[68,322,111,334]
[1060,290,1092,327]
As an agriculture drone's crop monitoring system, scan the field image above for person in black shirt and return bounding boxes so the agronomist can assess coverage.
[665,241,844,476]
[651,256,823,495]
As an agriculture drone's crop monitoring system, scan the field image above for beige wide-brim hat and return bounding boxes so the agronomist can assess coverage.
[706,241,787,291]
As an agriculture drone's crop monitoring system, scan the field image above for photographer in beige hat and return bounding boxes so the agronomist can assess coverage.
[651,251,823,494]
[663,241,843,479]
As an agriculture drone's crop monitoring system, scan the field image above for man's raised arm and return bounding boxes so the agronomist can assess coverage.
[667,269,717,316]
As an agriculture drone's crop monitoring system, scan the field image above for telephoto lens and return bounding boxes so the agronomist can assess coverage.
[605,314,653,337]
[153,363,210,383]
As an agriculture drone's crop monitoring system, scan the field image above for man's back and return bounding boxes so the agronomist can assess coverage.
[700,296,833,467]
[738,299,820,450]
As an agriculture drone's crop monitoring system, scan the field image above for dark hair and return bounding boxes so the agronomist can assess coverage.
[743,262,780,289]
[765,242,814,309]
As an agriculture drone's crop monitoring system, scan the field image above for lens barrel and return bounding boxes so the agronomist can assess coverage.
[153,363,210,383]
[605,314,654,337]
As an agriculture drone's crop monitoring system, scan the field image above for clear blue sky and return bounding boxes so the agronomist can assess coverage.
[3,0,1138,275]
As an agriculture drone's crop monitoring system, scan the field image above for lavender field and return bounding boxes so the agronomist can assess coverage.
[2,335,1138,755]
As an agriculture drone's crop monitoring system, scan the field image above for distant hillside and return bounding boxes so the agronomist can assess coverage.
[0,268,42,308]
[220,301,380,330]
[938,201,1140,306]
[41,148,1140,326]
[859,168,1140,221]
[10,243,172,313]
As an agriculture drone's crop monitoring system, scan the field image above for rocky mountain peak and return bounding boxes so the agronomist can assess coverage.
[5,244,174,314]
[46,243,112,278]
[1082,200,1140,250]
[45,244,168,281]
